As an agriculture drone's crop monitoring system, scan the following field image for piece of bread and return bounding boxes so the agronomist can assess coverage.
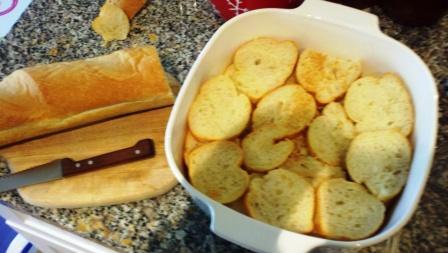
[242,125,294,172]
[183,130,206,166]
[289,134,309,158]
[296,49,361,104]
[344,73,414,136]
[188,75,251,140]
[315,179,385,240]
[224,64,237,77]
[307,102,355,166]
[0,47,174,147]
[245,169,315,233]
[252,84,316,135]
[346,130,412,201]
[107,0,146,19]
[188,141,249,203]
[280,155,346,188]
[230,38,298,102]
[92,3,130,42]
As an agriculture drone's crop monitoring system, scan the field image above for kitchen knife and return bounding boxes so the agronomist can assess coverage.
[0,139,155,193]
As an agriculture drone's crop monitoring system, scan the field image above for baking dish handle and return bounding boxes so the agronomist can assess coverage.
[210,204,328,253]
[291,0,383,36]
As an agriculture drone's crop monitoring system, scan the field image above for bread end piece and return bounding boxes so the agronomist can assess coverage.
[92,3,130,42]
[107,0,147,19]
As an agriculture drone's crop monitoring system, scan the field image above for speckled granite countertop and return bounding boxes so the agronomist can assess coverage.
[0,1,447,252]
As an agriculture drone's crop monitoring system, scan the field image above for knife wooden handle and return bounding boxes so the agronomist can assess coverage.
[61,139,155,176]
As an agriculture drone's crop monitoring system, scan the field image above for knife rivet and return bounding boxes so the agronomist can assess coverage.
[75,163,81,168]
[87,160,94,165]
[134,149,141,155]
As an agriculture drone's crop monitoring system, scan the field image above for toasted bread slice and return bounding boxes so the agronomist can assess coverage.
[230,38,298,102]
[296,49,361,104]
[188,141,249,203]
[252,85,316,135]
[188,75,251,140]
[308,102,355,166]
[183,130,207,166]
[92,3,130,42]
[315,179,385,240]
[245,169,315,233]
[344,73,414,136]
[224,64,237,77]
[280,155,345,188]
[346,130,412,201]
[242,125,294,172]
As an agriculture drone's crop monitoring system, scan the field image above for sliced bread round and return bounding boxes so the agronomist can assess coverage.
[315,178,386,240]
[183,130,206,166]
[242,125,294,172]
[344,73,414,136]
[307,102,355,166]
[231,38,299,102]
[296,49,361,104]
[252,85,316,135]
[188,75,251,140]
[224,64,237,77]
[245,169,315,233]
[280,155,346,188]
[188,141,249,203]
[346,130,412,201]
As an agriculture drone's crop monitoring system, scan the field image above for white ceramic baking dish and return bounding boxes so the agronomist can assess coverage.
[165,0,438,252]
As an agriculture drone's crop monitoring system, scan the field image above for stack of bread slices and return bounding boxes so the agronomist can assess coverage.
[185,38,413,240]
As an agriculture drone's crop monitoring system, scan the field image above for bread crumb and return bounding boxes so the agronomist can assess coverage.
[148,33,158,43]
[48,47,58,57]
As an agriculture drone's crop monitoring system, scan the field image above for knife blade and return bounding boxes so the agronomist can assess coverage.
[0,139,155,193]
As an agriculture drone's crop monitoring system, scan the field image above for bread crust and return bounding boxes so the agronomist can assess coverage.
[0,47,174,146]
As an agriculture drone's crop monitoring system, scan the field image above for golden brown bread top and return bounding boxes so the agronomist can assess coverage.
[107,0,147,19]
[0,47,173,132]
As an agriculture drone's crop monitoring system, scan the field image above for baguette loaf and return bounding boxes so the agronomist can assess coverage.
[0,47,174,147]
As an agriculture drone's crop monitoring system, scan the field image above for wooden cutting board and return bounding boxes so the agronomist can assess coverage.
[0,106,178,208]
